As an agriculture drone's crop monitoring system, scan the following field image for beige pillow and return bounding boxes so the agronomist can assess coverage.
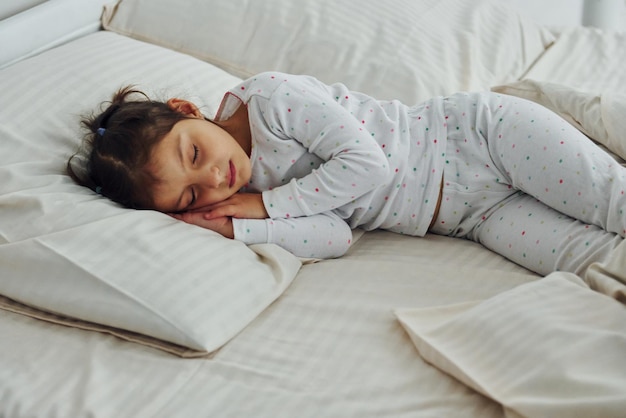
[102,0,554,104]
[396,273,626,417]
[0,31,301,357]
[585,234,626,303]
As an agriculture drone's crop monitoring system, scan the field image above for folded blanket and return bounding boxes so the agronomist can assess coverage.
[396,271,626,418]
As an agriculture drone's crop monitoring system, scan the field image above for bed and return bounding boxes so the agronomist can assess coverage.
[1,0,626,417]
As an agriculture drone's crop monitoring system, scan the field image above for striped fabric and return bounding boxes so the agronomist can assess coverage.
[102,0,554,105]
[0,31,301,354]
[0,229,538,417]
[397,273,626,418]
[524,26,626,93]
[0,0,108,69]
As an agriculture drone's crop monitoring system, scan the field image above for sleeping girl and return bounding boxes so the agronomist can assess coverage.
[68,72,626,275]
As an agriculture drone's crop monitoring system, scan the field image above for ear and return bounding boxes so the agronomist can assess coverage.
[166,98,203,118]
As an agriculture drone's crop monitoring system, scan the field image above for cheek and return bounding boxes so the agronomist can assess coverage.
[146,182,177,212]
[240,156,252,182]
[197,190,232,208]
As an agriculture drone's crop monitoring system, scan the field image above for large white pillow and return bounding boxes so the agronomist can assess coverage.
[0,31,301,356]
[102,0,554,104]
[0,0,108,69]
[396,273,626,417]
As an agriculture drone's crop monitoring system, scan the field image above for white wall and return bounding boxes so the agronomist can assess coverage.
[505,0,626,31]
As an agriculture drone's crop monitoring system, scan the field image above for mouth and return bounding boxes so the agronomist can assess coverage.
[229,161,236,188]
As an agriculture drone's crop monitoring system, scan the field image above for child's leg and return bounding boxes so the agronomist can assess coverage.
[434,91,626,275]
[471,192,622,275]
[480,92,626,237]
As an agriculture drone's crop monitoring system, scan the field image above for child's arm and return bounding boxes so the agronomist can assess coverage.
[259,74,390,220]
[173,200,352,259]
[232,211,353,259]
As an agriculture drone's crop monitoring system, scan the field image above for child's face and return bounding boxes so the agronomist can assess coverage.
[147,117,252,213]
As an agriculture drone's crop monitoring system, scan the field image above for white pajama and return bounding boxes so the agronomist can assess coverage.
[431,92,626,275]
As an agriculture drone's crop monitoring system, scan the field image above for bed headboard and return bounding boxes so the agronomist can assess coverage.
[0,0,109,69]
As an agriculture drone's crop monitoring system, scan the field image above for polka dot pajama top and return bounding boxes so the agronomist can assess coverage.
[215,72,447,259]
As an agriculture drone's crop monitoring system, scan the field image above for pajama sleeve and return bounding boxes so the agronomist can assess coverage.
[260,76,389,219]
[232,211,353,259]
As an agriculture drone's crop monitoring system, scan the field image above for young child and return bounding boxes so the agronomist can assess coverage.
[68,72,626,276]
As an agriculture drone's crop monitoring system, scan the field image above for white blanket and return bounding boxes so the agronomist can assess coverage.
[396,270,626,418]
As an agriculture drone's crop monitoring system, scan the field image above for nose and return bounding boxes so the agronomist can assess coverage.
[204,165,223,188]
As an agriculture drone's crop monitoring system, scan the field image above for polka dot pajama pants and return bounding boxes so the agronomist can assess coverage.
[430,92,626,276]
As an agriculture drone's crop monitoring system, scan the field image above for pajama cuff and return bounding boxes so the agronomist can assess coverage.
[232,218,269,245]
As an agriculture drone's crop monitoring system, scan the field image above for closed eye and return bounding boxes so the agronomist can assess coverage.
[183,187,197,211]
[192,144,199,164]
[190,188,197,207]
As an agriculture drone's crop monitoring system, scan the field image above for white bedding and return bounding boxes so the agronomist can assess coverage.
[0,0,107,69]
[2,0,626,417]
[397,271,626,418]
[522,26,626,92]
[1,229,536,417]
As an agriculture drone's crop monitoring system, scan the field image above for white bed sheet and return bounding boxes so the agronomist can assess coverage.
[1,229,537,417]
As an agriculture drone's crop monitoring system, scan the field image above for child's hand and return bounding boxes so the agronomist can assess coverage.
[196,193,269,220]
[170,212,234,238]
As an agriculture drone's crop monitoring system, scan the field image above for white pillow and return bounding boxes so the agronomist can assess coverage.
[521,27,626,94]
[0,31,301,356]
[492,79,626,161]
[396,273,626,417]
[0,0,108,69]
[102,0,554,104]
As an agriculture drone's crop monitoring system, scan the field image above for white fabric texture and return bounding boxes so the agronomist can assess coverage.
[0,31,302,354]
[493,79,626,162]
[0,0,47,20]
[521,26,626,93]
[101,0,554,104]
[396,273,626,418]
[0,0,109,69]
[1,232,538,417]
[585,233,626,302]
[432,92,625,276]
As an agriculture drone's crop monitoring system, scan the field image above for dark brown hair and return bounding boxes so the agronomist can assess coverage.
[67,86,191,209]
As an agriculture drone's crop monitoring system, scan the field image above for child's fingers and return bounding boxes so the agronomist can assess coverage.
[196,193,268,219]
[203,207,233,219]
